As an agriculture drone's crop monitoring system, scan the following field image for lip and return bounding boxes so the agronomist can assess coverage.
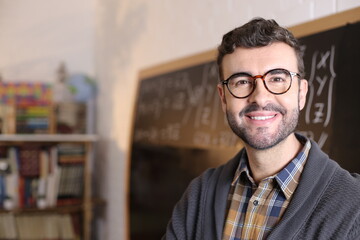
[245,111,280,126]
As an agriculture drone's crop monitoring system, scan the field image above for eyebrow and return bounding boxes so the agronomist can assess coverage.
[228,68,290,79]
[234,71,252,75]
[226,71,252,80]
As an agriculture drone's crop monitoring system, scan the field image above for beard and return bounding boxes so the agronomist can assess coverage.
[226,103,299,150]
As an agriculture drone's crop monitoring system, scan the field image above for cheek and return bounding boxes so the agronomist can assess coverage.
[277,94,299,112]
[218,86,246,114]
[281,84,303,109]
[226,98,245,112]
[225,100,248,124]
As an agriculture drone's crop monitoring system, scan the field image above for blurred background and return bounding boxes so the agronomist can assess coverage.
[1,1,359,239]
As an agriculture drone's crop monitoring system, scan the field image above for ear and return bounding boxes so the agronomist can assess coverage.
[299,79,308,110]
[217,83,227,112]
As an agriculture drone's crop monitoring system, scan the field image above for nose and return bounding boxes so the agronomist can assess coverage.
[247,77,273,106]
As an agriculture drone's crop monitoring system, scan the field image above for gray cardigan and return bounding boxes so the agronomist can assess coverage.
[163,139,360,239]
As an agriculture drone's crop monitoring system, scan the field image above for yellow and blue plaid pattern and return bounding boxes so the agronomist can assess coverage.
[222,139,311,240]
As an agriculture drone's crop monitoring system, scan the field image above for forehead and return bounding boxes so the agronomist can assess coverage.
[222,42,298,77]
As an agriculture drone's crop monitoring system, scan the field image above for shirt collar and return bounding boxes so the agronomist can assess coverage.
[231,135,312,200]
[231,150,251,186]
[275,138,311,199]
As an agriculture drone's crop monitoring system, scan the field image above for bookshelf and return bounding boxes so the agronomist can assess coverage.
[0,134,98,240]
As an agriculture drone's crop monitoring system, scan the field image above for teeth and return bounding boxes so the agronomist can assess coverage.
[250,115,275,120]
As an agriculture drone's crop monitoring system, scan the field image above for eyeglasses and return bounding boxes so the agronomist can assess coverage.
[221,68,300,98]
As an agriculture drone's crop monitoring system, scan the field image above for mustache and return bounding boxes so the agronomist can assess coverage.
[239,103,287,117]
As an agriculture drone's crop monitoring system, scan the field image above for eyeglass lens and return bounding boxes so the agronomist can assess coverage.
[226,69,292,98]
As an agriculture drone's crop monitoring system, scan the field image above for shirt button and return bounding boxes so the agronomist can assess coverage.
[253,200,259,206]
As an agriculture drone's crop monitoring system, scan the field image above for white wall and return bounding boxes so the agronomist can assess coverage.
[0,0,96,81]
[95,0,359,239]
[1,0,359,239]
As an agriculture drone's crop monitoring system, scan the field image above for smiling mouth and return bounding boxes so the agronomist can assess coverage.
[249,115,276,120]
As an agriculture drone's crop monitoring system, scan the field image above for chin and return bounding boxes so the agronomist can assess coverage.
[244,134,288,150]
[226,107,300,151]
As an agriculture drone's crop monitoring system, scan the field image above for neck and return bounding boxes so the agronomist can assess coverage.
[245,133,303,184]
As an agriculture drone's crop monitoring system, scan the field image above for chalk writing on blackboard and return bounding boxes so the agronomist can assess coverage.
[133,62,240,148]
[299,45,336,148]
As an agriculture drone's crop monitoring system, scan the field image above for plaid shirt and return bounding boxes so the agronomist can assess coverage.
[222,138,311,240]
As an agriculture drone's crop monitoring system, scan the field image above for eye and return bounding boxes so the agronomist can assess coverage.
[266,69,290,84]
[269,76,286,82]
[229,75,253,88]
[235,79,251,86]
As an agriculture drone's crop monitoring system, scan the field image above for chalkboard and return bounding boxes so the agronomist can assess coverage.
[129,8,360,240]
[132,60,241,149]
[297,21,360,173]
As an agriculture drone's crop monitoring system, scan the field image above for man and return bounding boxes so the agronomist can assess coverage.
[163,18,360,240]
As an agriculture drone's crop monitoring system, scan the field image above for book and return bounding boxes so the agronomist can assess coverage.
[58,164,84,198]
[0,213,17,239]
[58,143,86,164]
[46,146,60,207]
[0,175,5,207]
[23,178,36,207]
[0,82,53,134]
[0,143,85,210]
[4,147,19,210]
[19,146,40,177]
[59,214,76,239]
[16,104,53,134]
[0,103,16,134]
[0,82,52,106]
[14,213,76,239]
[16,214,58,239]
[37,150,50,208]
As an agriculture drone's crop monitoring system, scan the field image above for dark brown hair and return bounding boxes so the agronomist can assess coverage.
[217,18,304,80]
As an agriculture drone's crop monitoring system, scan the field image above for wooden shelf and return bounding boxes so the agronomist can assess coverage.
[0,204,84,214]
[0,134,98,240]
[0,198,106,215]
[0,134,98,142]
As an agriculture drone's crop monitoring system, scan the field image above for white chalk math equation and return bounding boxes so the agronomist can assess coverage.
[302,45,336,148]
[134,62,238,147]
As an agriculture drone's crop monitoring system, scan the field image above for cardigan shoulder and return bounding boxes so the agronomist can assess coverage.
[269,138,360,240]
[294,166,360,239]
[292,141,360,239]
[162,150,242,240]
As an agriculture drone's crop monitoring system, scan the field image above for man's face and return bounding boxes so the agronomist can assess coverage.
[217,42,308,150]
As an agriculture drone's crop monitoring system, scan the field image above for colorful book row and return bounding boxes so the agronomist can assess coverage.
[0,144,85,210]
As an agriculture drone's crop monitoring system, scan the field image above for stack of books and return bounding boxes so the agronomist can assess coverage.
[0,82,53,134]
[0,213,17,239]
[0,145,58,209]
[57,143,85,201]
[16,104,52,134]
[58,143,86,164]
[0,143,86,210]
